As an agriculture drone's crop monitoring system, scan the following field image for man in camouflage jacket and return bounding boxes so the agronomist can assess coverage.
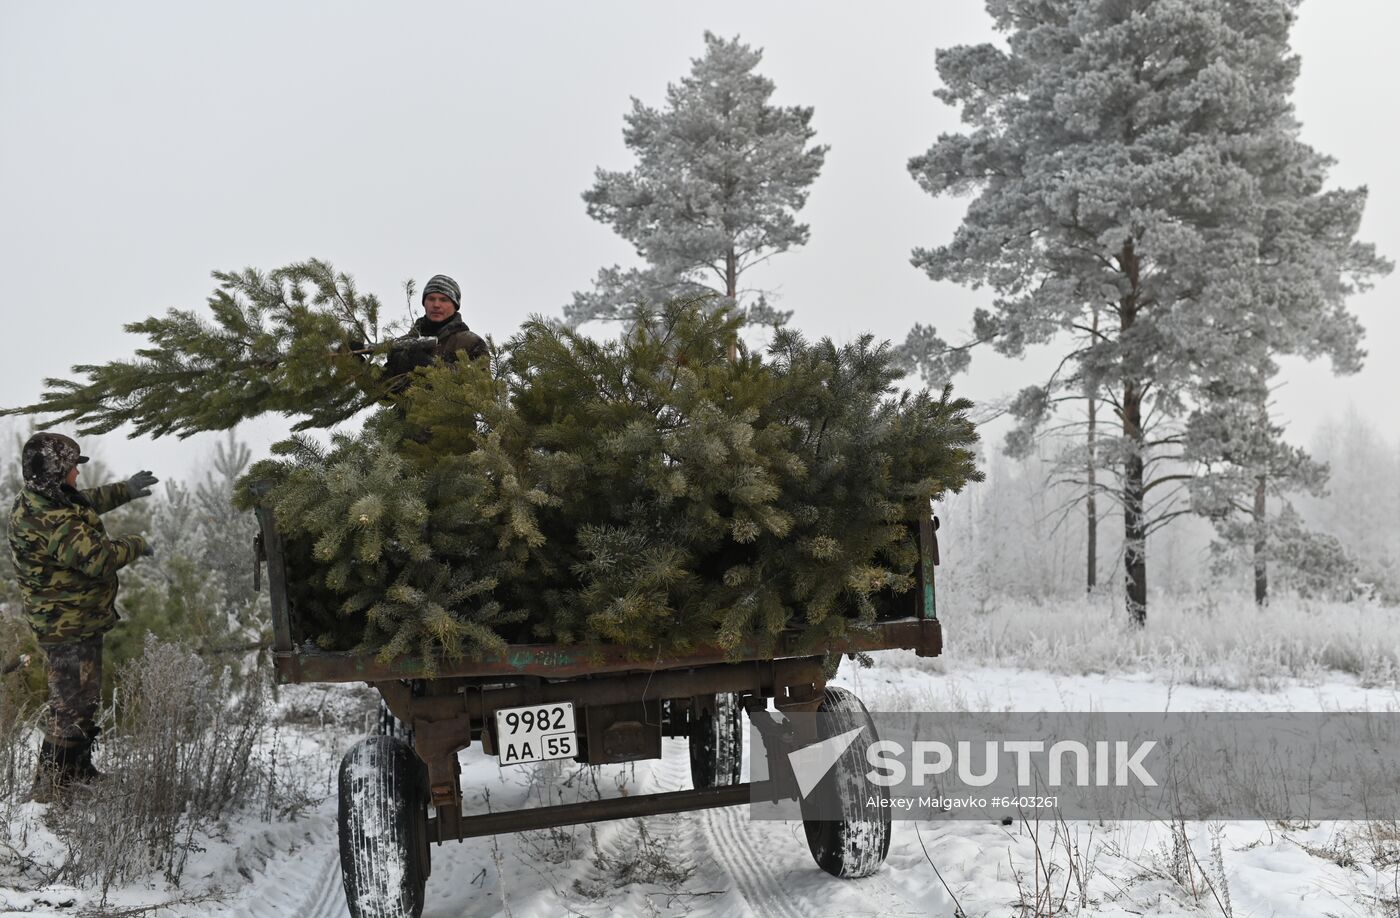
[7,432,157,799]
[383,273,489,391]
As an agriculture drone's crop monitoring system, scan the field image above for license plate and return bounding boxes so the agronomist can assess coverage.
[494,702,577,766]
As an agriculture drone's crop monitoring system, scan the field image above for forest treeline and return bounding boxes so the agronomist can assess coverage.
[945,407,1400,606]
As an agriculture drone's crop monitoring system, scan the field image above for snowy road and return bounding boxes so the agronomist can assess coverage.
[410,719,946,917]
[215,654,1400,918]
[10,656,1394,917]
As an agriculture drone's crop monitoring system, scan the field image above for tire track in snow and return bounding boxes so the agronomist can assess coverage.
[669,715,925,918]
[643,736,805,918]
[301,850,346,918]
[646,744,761,918]
[566,749,715,916]
[223,839,342,918]
[699,803,809,918]
[704,800,928,918]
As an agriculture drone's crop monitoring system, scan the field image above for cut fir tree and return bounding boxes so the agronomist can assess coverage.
[6,262,981,668]
[0,260,418,438]
[236,302,980,668]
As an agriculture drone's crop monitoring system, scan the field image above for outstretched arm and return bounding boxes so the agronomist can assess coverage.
[81,482,133,515]
[82,471,158,514]
[45,517,148,578]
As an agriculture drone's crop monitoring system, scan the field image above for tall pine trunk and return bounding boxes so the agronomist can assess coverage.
[1120,242,1147,626]
[1253,474,1268,606]
[1087,393,1098,592]
[725,247,738,362]
[1122,384,1147,625]
[1086,307,1099,593]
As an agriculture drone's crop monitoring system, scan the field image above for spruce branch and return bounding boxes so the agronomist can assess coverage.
[3,260,399,438]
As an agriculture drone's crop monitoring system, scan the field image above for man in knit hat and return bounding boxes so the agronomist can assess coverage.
[7,432,157,800]
[384,274,489,389]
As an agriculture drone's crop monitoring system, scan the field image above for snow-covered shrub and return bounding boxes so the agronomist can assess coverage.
[0,612,46,841]
[578,820,695,895]
[936,591,1400,689]
[271,681,379,733]
[49,637,273,894]
[0,680,41,843]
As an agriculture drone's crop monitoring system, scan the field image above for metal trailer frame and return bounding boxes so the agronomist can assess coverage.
[253,506,942,847]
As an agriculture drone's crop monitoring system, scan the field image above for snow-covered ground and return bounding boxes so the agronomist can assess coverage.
[3,651,1399,917]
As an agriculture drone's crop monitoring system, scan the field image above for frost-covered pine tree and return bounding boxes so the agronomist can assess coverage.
[1185,128,1387,604]
[1186,380,1328,604]
[908,0,1387,624]
[1300,411,1400,601]
[1189,383,1364,604]
[0,425,28,613]
[193,432,262,623]
[568,32,828,336]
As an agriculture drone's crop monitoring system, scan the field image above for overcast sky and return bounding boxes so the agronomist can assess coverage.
[1,1,1395,482]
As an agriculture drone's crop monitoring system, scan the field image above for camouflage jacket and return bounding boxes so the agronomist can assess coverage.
[7,482,148,645]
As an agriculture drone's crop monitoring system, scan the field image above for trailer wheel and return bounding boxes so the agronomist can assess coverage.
[689,692,743,788]
[800,686,892,878]
[339,736,430,918]
[376,698,414,745]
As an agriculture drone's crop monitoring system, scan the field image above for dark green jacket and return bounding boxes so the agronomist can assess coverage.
[7,482,148,645]
[384,312,489,388]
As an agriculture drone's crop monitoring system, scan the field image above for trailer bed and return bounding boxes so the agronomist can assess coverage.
[254,505,942,684]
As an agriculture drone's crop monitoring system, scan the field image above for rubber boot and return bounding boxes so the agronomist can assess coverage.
[29,738,77,804]
[70,737,104,782]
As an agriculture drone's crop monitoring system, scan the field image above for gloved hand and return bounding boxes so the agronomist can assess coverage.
[387,336,440,353]
[140,541,155,558]
[383,337,439,381]
[125,470,159,498]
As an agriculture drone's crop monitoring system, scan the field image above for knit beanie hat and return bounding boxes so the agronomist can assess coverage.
[421,275,461,311]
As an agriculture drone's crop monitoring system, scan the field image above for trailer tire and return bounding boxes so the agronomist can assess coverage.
[800,686,892,878]
[338,736,430,918]
[376,697,414,745]
[689,692,743,788]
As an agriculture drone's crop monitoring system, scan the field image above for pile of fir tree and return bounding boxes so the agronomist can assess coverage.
[1,261,981,668]
[232,302,980,667]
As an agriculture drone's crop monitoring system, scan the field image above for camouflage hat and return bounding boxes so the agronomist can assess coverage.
[22,433,88,496]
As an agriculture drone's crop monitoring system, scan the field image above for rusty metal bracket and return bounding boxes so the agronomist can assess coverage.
[430,783,760,841]
[376,679,471,840]
[746,710,805,803]
[917,514,938,621]
[253,532,265,593]
[253,502,294,654]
